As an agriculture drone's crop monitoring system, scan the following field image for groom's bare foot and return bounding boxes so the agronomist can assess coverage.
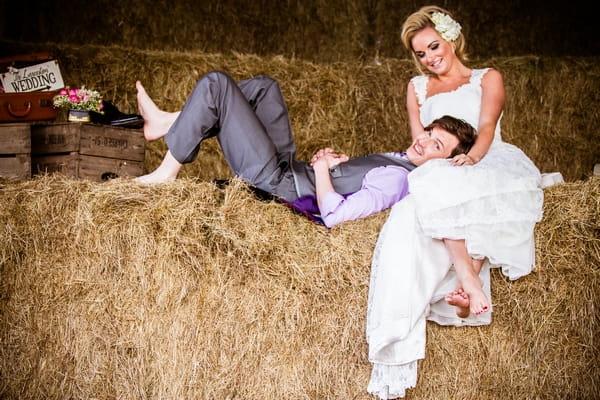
[134,150,182,184]
[134,171,176,184]
[445,288,470,318]
[136,81,180,141]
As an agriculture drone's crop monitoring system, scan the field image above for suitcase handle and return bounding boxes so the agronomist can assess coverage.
[7,102,32,117]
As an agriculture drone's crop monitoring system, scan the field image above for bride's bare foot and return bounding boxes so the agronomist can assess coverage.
[446,258,488,318]
[445,288,470,318]
[461,276,490,315]
[134,150,182,184]
[136,80,180,141]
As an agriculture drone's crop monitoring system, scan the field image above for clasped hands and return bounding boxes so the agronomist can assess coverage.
[310,148,349,171]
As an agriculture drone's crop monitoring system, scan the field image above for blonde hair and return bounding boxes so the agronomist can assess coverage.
[401,5,467,74]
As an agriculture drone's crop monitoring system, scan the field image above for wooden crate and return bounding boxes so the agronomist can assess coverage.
[0,123,31,180]
[31,122,145,181]
[78,154,144,181]
[31,152,78,177]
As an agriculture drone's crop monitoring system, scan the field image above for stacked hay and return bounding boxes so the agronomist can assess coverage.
[0,175,597,399]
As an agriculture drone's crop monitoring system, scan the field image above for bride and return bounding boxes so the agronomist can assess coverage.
[365,5,544,399]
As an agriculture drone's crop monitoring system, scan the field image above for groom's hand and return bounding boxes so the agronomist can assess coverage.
[310,148,349,168]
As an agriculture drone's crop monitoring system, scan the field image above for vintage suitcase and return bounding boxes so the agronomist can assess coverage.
[0,53,59,122]
[0,91,57,122]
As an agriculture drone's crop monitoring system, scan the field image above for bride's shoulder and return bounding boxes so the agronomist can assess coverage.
[409,75,429,103]
[410,74,428,85]
[474,68,503,87]
[475,68,503,78]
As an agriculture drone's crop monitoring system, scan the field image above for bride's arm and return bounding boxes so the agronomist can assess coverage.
[406,80,424,140]
[467,68,505,163]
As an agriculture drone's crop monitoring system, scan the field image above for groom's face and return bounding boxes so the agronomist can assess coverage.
[405,127,459,166]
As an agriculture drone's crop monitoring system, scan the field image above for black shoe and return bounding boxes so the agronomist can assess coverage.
[90,100,144,129]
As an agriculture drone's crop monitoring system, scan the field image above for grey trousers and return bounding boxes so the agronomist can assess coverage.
[166,71,415,203]
[166,71,299,200]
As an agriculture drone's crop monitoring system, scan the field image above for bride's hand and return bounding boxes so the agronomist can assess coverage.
[451,153,475,166]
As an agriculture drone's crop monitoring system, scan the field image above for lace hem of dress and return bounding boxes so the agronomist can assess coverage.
[367,362,418,399]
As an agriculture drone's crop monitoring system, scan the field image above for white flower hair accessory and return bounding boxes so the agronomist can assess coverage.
[431,11,461,41]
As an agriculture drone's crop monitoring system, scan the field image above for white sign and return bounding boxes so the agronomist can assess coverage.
[0,60,64,93]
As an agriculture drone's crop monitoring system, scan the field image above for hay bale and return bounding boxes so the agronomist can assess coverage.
[0,174,598,399]
[0,175,377,399]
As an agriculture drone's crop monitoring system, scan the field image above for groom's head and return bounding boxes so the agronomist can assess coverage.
[405,115,476,166]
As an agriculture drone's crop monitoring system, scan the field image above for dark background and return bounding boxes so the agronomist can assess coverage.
[0,0,595,61]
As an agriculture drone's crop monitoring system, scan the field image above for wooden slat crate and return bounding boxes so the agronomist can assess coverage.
[78,154,143,181]
[30,122,145,181]
[0,123,31,180]
[31,152,78,177]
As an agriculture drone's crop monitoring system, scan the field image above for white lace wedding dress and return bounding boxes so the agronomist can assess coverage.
[366,69,544,399]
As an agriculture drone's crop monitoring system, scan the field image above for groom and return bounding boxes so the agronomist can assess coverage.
[135,71,476,227]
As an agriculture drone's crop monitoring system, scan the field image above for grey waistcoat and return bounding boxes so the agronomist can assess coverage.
[290,153,416,197]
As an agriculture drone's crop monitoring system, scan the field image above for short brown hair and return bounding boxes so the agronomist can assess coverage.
[425,115,476,157]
